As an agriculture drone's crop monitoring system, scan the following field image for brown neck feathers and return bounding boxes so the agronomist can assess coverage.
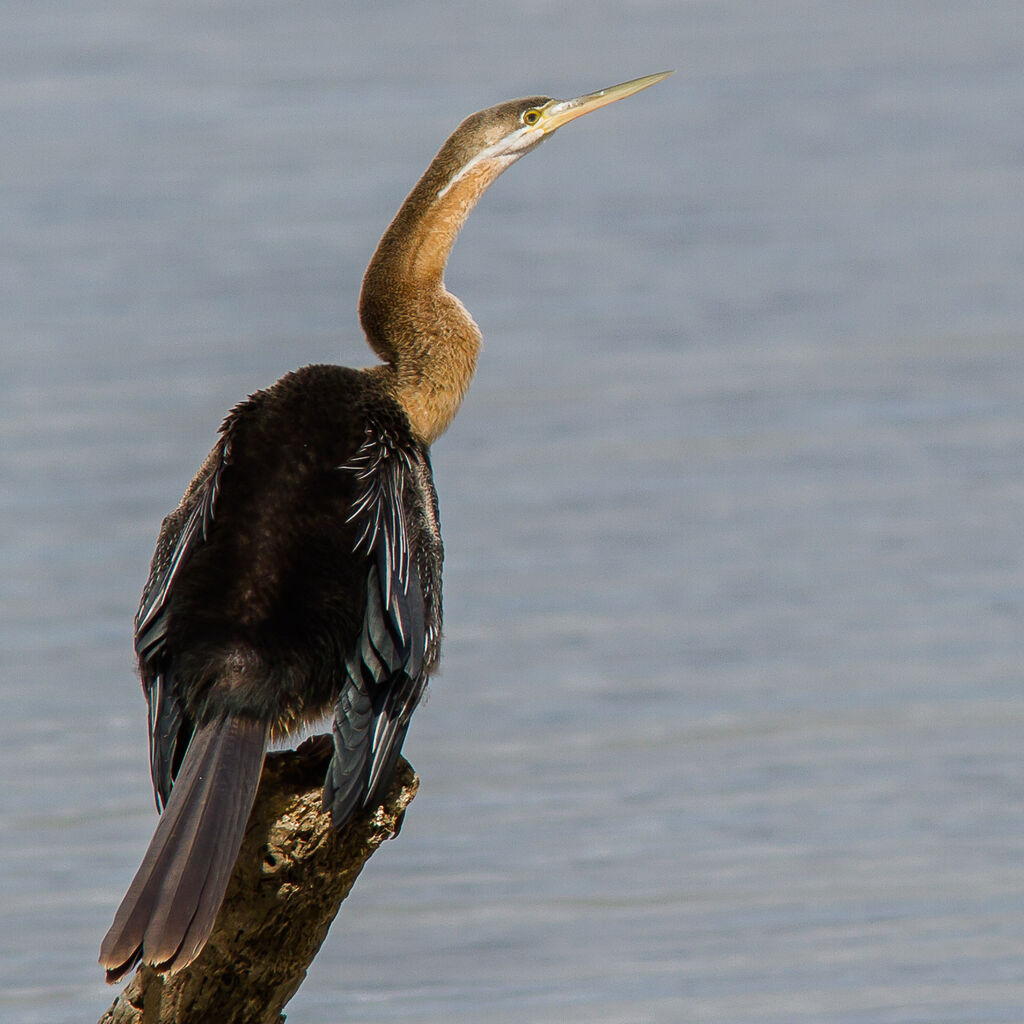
[359,147,513,444]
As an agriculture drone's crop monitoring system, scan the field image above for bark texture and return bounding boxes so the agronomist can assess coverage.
[99,736,418,1024]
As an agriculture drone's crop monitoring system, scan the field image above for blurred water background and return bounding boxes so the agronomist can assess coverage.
[3,2,1024,1021]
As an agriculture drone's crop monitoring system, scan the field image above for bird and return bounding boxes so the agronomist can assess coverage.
[99,71,671,983]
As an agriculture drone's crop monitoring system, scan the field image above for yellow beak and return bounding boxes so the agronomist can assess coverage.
[540,71,673,134]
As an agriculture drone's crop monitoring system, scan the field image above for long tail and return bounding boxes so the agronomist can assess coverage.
[99,714,268,983]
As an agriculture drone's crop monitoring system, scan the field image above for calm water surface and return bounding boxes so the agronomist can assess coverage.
[3,3,1024,1022]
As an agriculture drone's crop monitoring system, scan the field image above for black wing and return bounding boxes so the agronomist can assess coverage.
[135,439,230,809]
[324,425,429,827]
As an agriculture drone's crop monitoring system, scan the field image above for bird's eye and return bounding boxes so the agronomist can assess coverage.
[522,109,542,126]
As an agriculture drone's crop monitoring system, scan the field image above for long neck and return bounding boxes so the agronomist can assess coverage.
[359,147,513,444]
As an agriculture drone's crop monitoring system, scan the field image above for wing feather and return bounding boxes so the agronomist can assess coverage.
[325,425,429,828]
[136,438,231,807]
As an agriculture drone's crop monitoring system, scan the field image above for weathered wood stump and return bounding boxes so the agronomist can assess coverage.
[99,736,418,1024]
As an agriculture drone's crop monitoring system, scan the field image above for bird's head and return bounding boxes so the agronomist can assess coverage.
[433,72,672,199]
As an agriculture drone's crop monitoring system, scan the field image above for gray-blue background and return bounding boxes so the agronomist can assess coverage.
[3,2,1023,1021]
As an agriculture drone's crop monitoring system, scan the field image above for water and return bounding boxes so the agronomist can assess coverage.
[3,2,1024,1021]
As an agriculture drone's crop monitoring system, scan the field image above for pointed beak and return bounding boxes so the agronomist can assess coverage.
[539,71,673,134]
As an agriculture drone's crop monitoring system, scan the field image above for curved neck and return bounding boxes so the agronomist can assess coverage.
[359,147,514,444]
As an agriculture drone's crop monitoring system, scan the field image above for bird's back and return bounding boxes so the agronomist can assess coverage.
[142,363,441,759]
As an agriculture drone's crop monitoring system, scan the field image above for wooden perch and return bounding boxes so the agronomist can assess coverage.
[99,737,418,1024]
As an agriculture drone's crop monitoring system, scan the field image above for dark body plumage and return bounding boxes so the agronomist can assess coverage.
[139,365,442,809]
[100,72,668,984]
[101,366,442,979]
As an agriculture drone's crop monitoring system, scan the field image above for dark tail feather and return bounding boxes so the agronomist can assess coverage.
[99,714,268,982]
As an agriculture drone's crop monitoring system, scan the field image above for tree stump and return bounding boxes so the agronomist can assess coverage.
[99,736,418,1024]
